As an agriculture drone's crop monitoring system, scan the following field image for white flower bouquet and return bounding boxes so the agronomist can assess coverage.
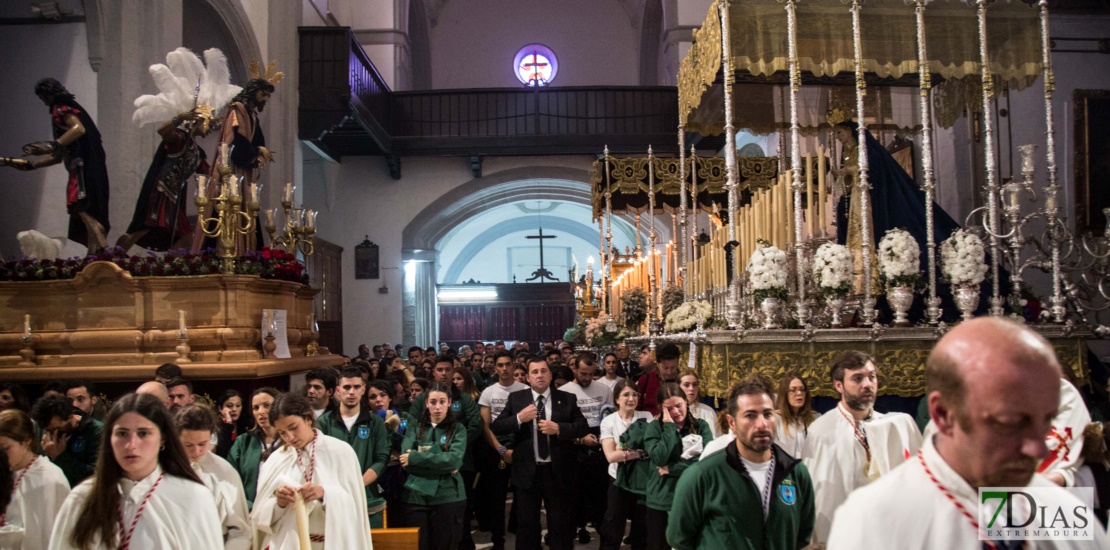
[664,300,712,332]
[584,313,620,346]
[746,241,788,301]
[940,229,988,286]
[877,228,921,288]
[812,243,853,297]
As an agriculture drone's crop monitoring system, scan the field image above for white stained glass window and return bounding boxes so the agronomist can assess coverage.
[514,45,558,87]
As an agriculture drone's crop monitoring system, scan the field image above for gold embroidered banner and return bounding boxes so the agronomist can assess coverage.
[590,156,778,218]
[679,0,1043,132]
[677,335,1087,400]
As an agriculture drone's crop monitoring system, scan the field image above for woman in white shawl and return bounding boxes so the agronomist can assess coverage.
[49,393,223,549]
[251,392,372,549]
[0,409,70,549]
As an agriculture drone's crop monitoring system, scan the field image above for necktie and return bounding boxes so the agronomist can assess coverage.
[536,395,550,459]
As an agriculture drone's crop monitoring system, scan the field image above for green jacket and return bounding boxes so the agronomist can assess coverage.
[644,417,711,512]
[228,432,268,509]
[400,421,467,506]
[409,391,481,471]
[317,407,390,510]
[667,443,814,550]
[614,418,653,496]
[55,417,103,487]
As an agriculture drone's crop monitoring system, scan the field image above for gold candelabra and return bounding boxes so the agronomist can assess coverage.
[265,182,317,256]
[194,160,261,273]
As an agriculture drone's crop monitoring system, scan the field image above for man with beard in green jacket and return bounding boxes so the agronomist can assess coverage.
[667,377,814,550]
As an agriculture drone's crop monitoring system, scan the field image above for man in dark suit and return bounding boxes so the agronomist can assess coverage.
[492,358,589,550]
[616,342,641,380]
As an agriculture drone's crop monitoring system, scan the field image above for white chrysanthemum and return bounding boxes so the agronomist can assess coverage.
[878,229,920,283]
[940,229,988,286]
[813,243,852,293]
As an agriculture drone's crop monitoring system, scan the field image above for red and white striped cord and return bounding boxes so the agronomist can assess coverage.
[118,473,165,550]
[917,450,999,550]
[296,431,318,484]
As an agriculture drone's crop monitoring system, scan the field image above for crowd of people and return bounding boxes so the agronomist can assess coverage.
[0,319,1108,548]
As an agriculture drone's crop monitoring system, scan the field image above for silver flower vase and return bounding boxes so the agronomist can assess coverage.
[888,285,915,327]
[760,297,781,329]
[827,296,846,328]
[955,283,980,321]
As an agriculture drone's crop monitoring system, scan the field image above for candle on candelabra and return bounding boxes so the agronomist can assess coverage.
[654,250,662,288]
[23,314,30,337]
[229,177,240,198]
[284,182,293,203]
[806,153,815,238]
[178,310,186,333]
[817,146,827,236]
[250,183,259,203]
[196,175,207,199]
[305,210,316,229]
[263,310,271,335]
[586,256,594,279]
[265,208,275,227]
[220,143,229,167]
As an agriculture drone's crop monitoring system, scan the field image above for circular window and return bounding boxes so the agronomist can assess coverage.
[514,44,558,87]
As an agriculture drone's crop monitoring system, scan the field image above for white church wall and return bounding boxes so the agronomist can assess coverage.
[427,0,640,89]
[240,0,271,61]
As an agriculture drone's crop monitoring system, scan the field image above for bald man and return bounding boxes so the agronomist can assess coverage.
[828,318,1108,548]
[136,381,171,409]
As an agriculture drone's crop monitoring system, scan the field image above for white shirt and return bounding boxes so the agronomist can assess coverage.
[692,402,720,439]
[700,431,736,461]
[479,381,529,421]
[341,413,358,431]
[0,456,69,550]
[50,466,224,550]
[560,380,612,428]
[599,410,654,478]
[802,405,922,543]
[311,408,326,420]
[194,452,252,550]
[827,436,1110,549]
[597,376,624,393]
[522,388,553,464]
[773,411,819,459]
[741,456,773,509]
[251,431,373,550]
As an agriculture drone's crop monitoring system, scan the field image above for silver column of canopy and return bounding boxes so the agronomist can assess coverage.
[720,0,742,328]
[1038,0,1066,323]
[976,0,1005,317]
[648,145,658,324]
[850,0,878,325]
[913,0,942,324]
[785,0,809,326]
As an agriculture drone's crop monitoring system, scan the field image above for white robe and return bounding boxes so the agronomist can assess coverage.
[251,431,372,550]
[0,457,69,550]
[773,411,820,459]
[827,435,1110,549]
[48,466,224,550]
[802,405,922,542]
[922,378,1091,487]
[194,452,252,550]
[692,402,720,439]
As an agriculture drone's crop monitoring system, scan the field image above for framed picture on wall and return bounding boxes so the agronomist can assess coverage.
[1074,89,1110,234]
[355,237,379,279]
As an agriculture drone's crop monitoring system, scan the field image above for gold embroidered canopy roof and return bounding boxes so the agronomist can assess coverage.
[679,0,1043,134]
[590,156,779,219]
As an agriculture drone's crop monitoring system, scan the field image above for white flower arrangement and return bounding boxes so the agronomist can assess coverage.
[877,228,921,288]
[812,243,853,297]
[584,313,620,346]
[940,229,989,286]
[746,241,788,300]
[664,300,712,332]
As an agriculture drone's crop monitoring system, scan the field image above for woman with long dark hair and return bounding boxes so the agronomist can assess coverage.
[214,389,248,458]
[400,382,467,550]
[643,383,710,550]
[49,393,222,549]
[227,387,280,509]
[678,369,720,438]
[452,366,479,402]
[0,409,69,549]
[774,374,820,459]
[0,384,31,414]
[251,393,371,548]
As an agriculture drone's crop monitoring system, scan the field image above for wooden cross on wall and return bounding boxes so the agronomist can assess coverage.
[526,227,559,282]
